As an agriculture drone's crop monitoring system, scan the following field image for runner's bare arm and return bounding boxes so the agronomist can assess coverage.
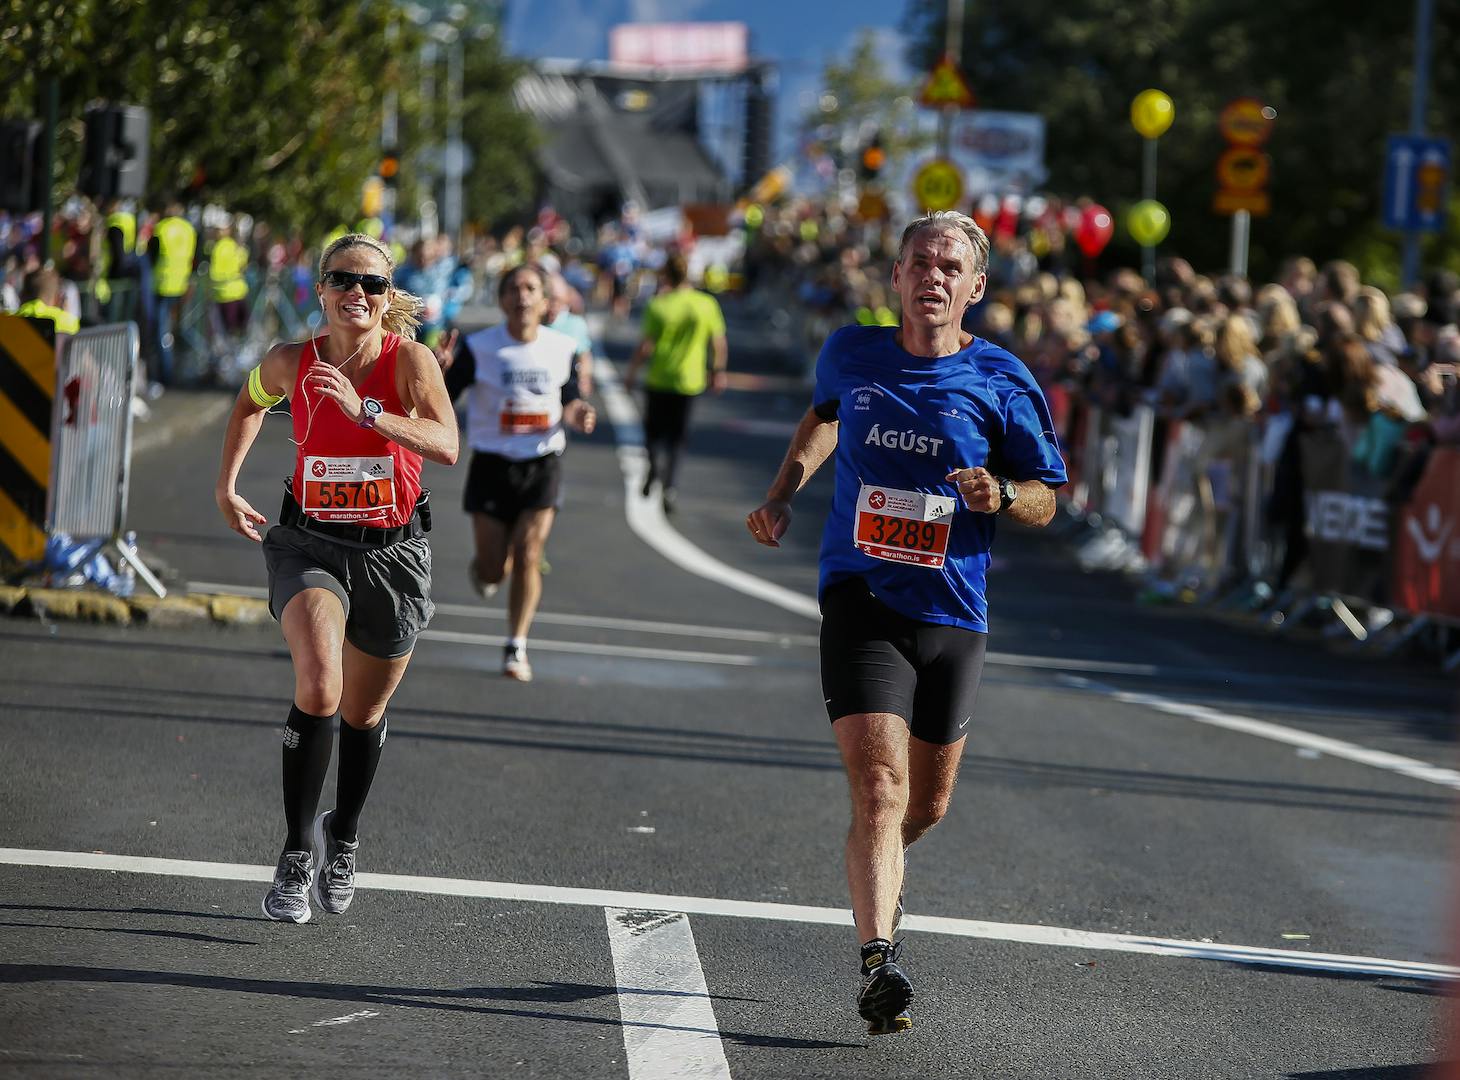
[709,334,729,393]
[215,342,297,542]
[946,467,1057,526]
[386,340,460,466]
[624,337,653,392]
[746,407,839,547]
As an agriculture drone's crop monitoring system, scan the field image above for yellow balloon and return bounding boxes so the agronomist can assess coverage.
[1128,199,1171,246]
[1131,89,1175,139]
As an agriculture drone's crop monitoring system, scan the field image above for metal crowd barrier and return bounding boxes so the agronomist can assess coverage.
[48,321,166,597]
[1058,391,1460,666]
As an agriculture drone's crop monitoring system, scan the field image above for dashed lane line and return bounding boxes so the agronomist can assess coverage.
[2,848,1453,984]
[606,909,732,1080]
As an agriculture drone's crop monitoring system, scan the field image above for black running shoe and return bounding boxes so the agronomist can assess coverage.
[858,939,914,1035]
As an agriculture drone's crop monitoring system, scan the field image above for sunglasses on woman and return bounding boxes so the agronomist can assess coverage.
[321,269,391,295]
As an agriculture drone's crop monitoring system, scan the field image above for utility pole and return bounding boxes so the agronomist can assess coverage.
[938,0,964,159]
[39,77,58,264]
[1402,0,1434,288]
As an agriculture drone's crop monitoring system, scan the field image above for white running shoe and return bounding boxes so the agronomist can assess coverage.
[468,558,498,600]
[503,644,533,682]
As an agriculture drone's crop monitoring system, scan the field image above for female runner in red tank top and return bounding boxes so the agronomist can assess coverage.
[215,233,458,923]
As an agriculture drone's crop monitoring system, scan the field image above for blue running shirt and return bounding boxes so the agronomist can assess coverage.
[813,325,1067,632]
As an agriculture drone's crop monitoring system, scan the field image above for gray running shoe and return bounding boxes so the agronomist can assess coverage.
[311,810,359,915]
[262,850,314,923]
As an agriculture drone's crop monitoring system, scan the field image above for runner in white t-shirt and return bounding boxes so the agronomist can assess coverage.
[439,262,596,681]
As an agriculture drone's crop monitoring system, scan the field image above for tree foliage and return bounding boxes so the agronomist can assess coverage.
[804,30,930,165]
[0,0,538,237]
[901,0,1460,280]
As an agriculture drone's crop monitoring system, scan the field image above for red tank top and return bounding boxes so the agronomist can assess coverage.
[290,333,423,528]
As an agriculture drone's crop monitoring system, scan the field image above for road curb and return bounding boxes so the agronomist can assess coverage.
[2,587,270,629]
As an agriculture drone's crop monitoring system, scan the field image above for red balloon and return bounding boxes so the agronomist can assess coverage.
[1074,204,1114,258]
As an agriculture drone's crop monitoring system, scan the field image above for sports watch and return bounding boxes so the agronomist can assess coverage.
[358,397,383,429]
[994,476,1018,512]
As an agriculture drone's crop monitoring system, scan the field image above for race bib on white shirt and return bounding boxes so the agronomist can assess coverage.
[853,483,956,568]
[463,324,576,460]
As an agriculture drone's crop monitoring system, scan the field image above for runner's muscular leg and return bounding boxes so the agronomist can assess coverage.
[903,734,967,847]
[339,641,412,731]
[472,511,511,586]
[507,507,556,641]
[834,712,910,944]
[280,588,346,716]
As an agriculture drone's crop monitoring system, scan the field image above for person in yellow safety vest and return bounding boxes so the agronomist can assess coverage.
[149,201,198,390]
[96,199,152,323]
[11,267,81,335]
[208,223,251,338]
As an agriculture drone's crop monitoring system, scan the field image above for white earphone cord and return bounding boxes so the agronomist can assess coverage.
[287,334,368,447]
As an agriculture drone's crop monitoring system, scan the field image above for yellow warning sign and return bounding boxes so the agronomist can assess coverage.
[919,56,976,110]
[0,315,56,565]
[913,159,964,211]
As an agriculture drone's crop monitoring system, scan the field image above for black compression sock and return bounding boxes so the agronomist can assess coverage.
[332,717,387,844]
[282,704,335,850]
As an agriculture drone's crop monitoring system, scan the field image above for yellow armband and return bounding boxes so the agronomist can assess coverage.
[247,365,285,408]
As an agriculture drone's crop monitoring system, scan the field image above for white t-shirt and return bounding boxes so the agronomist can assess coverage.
[460,323,578,460]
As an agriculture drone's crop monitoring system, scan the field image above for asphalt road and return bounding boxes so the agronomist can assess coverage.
[1,305,1457,1079]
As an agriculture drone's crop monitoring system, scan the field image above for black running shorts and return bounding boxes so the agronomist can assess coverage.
[819,576,988,745]
[462,450,562,523]
[643,389,696,447]
[262,524,434,659]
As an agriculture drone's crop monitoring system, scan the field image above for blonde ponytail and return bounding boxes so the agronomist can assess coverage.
[382,288,424,339]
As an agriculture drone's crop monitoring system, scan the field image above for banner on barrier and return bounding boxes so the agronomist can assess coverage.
[1392,448,1460,619]
[1300,431,1389,601]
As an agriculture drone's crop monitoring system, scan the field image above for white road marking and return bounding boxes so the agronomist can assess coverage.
[419,628,759,667]
[185,582,820,648]
[3,848,1453,983]
[1060,675,1460,792]
[595,357,822,622]
[288,1010,380,1033]
[605,909,732,1080]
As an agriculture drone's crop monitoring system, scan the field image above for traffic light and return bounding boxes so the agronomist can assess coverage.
[0,120,41,212]
[79,105,149,199]
[379,148,401,187]
[859,134,886,180]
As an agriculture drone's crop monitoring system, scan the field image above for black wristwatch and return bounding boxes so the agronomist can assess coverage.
[994,476,1018,513]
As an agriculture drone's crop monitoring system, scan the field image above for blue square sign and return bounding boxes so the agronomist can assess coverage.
[1382,135,1451,233]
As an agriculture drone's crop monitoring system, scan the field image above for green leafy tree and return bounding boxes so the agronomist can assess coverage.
[460,27,539,230]
[806,30,930,169]
[902,0,1460,280]
[1,1,538,238]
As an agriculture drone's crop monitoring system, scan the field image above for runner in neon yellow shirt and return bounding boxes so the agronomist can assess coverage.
[624,252,728,514]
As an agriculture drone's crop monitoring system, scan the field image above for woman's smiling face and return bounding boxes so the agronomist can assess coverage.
[317,245,392,332]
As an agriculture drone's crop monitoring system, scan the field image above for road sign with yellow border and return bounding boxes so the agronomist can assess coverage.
[919,56,976,110]
[913,159,964,211]
[1218,98,1274,148]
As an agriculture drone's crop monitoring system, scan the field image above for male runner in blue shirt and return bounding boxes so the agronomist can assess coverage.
[747,211,1066,1035]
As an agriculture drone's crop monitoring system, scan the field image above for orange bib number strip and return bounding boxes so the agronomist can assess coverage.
[303,477,393,512]
[500,408,552,435]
